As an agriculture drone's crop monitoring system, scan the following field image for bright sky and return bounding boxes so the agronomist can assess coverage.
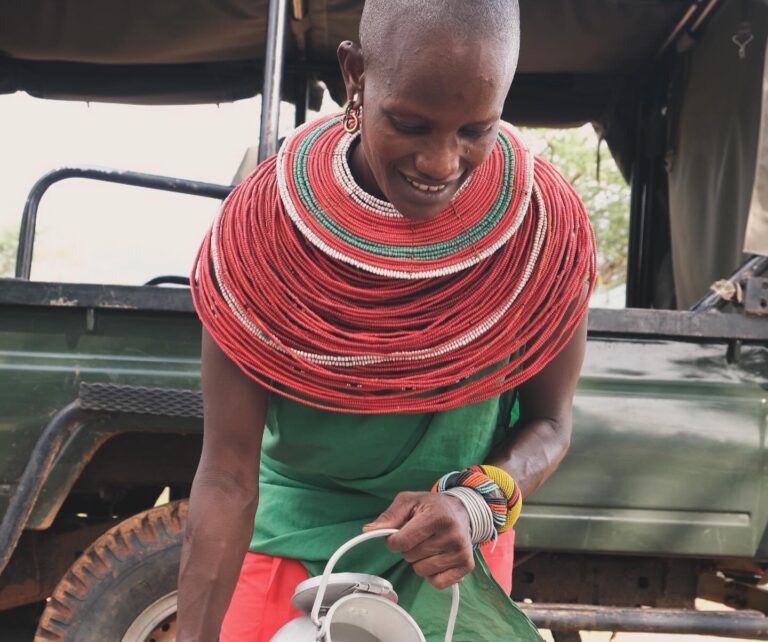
[0,92,326,284]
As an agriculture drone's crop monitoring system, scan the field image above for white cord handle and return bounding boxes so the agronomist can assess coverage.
[310,528,460,642]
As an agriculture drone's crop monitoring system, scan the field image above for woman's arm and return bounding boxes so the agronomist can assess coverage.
[177,329,267,642]
[369,308,589,589]
[485,314,588,497]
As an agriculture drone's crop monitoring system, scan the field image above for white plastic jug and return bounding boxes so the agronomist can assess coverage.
[269,529,459,642]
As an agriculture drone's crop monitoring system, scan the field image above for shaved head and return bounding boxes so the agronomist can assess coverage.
[359,0,520,73]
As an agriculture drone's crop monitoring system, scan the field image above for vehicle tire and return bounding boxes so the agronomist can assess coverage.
[34,500,186,642]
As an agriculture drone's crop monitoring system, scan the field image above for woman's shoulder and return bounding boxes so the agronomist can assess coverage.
[232,153,279,193]
[498,121,575,188]
[501,127,591,230]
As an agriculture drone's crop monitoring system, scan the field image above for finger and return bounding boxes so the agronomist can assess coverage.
[401,534,463,564]
[362,492,419,532]
[386,510,443,553]
[389,496,472,553]
[429,564,473,590]
[411,550,474,580]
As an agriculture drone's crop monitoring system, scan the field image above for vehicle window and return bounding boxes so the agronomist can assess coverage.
[0,93,305,285]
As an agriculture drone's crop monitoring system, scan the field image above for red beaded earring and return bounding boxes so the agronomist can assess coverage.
[343,93,362,134]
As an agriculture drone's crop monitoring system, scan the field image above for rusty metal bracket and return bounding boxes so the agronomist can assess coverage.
[744,276,768,316]
[692,255,768,312]
[699,569,768,614]
[513,553,699,609]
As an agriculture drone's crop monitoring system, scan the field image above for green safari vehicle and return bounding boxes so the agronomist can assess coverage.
[1,1,768,640]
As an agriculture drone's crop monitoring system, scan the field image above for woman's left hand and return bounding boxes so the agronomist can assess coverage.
[363,491,474,589]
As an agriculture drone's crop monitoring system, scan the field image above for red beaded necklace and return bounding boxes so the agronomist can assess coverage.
[192,115,596,413]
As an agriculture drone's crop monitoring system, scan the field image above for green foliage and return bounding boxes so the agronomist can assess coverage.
[522,126,630,290]
[0,227,17,277]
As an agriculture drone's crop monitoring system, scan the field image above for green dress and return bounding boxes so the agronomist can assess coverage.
[250,389,543,641]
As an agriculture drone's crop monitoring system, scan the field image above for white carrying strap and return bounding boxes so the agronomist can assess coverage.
[310,528,460,642]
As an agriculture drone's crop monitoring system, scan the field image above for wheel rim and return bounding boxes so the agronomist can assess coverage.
[121,590,177,642]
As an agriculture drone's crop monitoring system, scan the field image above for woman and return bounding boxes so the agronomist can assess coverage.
[178,1,595,640]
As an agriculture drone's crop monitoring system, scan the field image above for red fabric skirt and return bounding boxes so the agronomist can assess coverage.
[220,531,515,642]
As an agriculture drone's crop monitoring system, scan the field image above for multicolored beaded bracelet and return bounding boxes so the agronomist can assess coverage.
[477,464,523,533]
[433,464,523,536]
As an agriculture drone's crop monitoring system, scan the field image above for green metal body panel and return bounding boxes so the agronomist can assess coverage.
[0,280,767,560]
[520,339,768,561]
[0,286,201,528]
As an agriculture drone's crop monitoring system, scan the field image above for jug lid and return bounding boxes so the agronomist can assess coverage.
[292,572,398,613]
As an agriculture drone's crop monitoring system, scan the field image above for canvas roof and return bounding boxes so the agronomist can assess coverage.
[0,0,689,122]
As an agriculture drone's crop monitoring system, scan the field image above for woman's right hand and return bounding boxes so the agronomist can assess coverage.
[363,490,475,589]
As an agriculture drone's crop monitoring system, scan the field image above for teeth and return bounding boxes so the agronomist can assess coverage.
[406,176,446,192]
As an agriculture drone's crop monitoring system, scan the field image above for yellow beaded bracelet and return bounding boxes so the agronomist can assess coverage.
[478,464,523,533]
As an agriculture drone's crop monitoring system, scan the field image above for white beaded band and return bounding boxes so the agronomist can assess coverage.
[275,116,538,280]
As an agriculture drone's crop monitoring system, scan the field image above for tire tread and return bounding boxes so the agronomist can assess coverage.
[34,501,187,641]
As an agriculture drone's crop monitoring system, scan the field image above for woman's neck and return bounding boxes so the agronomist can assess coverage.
[348,137,387,200]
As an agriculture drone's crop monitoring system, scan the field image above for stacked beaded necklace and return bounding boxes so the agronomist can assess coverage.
[192,114,595,413]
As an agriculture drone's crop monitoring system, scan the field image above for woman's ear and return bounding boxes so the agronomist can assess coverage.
[337,40,365,104]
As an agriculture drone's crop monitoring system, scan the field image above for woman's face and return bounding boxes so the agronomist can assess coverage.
[339,30,514,221]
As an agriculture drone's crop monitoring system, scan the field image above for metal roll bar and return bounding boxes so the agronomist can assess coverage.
[258,0,289,162]
[657,0,726,59]
[14,166,232,280]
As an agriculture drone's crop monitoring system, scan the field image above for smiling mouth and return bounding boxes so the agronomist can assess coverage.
[403,175,448,193]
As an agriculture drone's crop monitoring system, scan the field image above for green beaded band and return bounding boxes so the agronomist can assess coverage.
[288,117,516,261]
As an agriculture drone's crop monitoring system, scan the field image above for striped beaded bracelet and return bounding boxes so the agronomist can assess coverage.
[432,464,523,537]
